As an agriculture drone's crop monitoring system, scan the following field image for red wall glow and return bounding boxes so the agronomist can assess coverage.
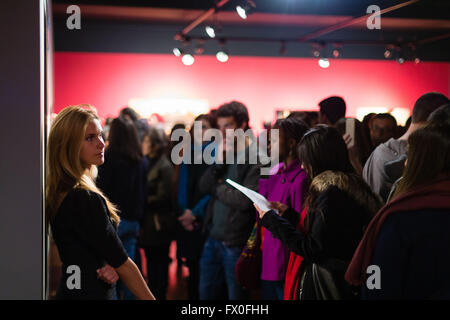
[54,52,449,129]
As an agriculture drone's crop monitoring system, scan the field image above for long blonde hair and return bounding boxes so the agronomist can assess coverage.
[46,105,120,228]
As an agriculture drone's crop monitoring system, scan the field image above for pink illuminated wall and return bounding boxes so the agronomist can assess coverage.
[54,52,449,129]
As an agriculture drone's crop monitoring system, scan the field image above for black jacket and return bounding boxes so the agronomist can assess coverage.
[362,208,450,299]
[199,158,261,248]
[261,170,382,300]
[139,155,176,246]
[97,151,149,221]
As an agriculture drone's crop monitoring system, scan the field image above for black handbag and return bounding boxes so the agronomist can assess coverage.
[311,263,343,300]
[301,259,359,300]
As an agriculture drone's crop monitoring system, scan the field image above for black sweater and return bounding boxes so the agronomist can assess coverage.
[50,189,128,300]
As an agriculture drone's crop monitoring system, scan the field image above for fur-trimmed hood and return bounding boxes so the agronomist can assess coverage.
[310,170,383,215]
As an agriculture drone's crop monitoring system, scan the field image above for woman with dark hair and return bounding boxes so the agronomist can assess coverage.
[96,117,149,300]
[138,127,175,300]
[176,113,217,300]
[346,104,450,299]
[257,117,310,300]
[255,125,382,300]
[119,107,149,142]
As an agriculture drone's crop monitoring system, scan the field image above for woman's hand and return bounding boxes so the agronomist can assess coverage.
[254,201,288,219]
[269,201,288,215]
[96,264,119,285]
[254,203,270,219]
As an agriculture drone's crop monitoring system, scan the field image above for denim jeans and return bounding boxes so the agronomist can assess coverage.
[116,218,140,300]
[261,280,284,300]
[199,237,248,300]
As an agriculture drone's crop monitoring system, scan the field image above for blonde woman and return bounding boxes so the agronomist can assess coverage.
[46,105,155,300]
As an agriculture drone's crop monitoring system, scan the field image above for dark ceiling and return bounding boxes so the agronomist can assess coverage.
[52,0,450,19]
[51,0,450,61]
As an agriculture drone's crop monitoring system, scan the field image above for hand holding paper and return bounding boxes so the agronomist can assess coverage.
[225,179,277,215]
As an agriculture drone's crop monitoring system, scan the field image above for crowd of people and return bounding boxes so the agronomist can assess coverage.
[46,91,450,300]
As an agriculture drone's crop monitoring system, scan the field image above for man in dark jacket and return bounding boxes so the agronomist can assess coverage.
[198,101,261,300]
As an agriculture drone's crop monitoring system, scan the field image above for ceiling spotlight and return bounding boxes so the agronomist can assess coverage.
[173,47,182,57]
[318,58,330,68]
[394,45,405,64]
[332,48,341,58]
[384,49,392,59]
[216,39,229,63]
[411,45,421,64]
[384,45,395,59]
[174,36,192,57]
[205,26,215,38]
[312,48,321,58]
[216,50,229,63]
[182,54,195,66]
[311,42,324,58]
[236,0,256,20]
[331,43,342,58]
[236,5,247,19]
